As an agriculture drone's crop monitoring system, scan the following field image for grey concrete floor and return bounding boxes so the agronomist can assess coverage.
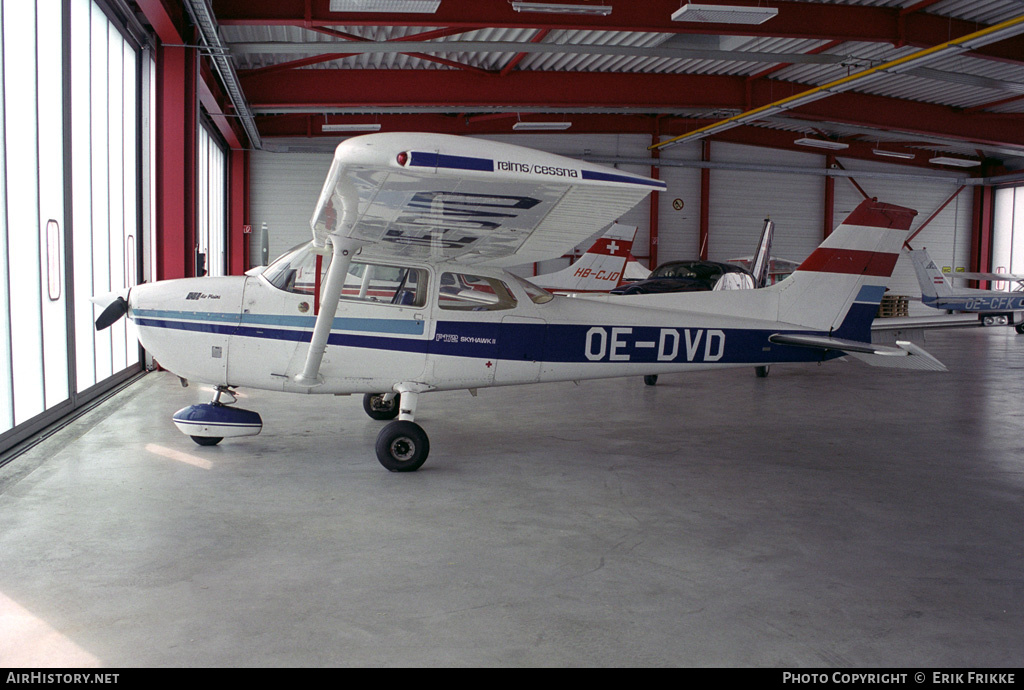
[1,327,1023,667]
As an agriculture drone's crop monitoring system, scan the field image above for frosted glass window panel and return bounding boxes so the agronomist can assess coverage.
[90,2,112,382]
[4,0,44,425]
[38,0,69,409]
[992,187,1017,287]
[71,0,96,391]
[0,1,9,432]
[121,38,139,367]
[106,22,127,370]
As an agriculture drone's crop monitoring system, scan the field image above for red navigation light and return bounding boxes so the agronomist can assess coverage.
[396,151,409,166]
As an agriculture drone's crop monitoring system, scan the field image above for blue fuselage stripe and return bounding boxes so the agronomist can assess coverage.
[134,312,845,365]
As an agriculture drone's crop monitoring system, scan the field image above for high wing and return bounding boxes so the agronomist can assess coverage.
[948,271,1024,290]
[309,133,665,267]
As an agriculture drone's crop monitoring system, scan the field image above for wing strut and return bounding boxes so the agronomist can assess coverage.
[295,235,362,386]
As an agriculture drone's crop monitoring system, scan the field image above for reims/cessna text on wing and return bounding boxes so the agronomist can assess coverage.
[95,133,945,472]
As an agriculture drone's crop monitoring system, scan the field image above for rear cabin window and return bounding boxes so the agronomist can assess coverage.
[438,272,518,311]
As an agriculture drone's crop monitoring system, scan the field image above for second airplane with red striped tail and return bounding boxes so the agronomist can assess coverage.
[92,133,945,472]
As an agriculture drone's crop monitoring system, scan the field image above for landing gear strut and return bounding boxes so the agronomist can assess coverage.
[370,384,431,472]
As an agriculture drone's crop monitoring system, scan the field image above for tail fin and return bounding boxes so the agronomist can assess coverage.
[623,252,651,281]
[775,200,917,341]
[750,218,775,288]
[907,247,953,301]
[533,223,637,292]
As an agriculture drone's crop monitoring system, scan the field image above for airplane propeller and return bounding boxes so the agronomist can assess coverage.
[95,296,129,330]
[91,286,134,331]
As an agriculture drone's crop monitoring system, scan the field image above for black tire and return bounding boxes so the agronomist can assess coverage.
[643,374,658,386]
[190,435,223,446]
[363,392,401,420]
[755,365,770,378]
[375,421,429,472]
[1016,323,1024,335]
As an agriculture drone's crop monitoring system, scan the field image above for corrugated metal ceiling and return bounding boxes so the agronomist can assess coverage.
[210,0,1024,168]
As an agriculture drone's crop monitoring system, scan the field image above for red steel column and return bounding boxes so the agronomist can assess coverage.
[155,43,197,280]
[971,185,994,286]
[228,149,249,275]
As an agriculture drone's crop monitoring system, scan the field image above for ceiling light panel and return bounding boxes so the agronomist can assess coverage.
[511,3,612,15]
[671,4,778,25]
[794,137,849,150]
[329,0,441,12]
[512,121,573,130]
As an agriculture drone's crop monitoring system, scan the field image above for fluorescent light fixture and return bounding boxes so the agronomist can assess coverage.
[511,2,612,15]
[872,149,916,160]
[794,137,849,150]
[929,156,981,167]
[671,3,778,25]
[329,0,440,12]
[322,123,383,132]
[513,121,572,131]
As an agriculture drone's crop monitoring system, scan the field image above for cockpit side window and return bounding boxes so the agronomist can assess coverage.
[263,242,427,307]
[345,262,427,307]
[438,272,518,311]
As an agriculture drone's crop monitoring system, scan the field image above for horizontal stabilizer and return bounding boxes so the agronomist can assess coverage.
[769,333,946,371]
[846,341,947,371]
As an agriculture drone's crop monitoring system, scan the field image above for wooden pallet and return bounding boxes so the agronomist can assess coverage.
[876,294,909,318]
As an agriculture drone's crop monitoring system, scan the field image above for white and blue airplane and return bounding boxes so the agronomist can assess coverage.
[95,133,944,472]
[908,247,1024,332]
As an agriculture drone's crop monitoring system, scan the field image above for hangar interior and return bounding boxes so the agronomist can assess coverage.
[1,0,1023,667]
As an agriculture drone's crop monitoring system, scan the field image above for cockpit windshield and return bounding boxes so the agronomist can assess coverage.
[263,242,324,295]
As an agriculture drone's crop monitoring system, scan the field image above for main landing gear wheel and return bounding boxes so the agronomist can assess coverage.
[1016,323,1024,335]
[363,392,401,420]
[643,375,659,386]
[190,435,223,446]
[755,365,770,378]
[375,420,430,472]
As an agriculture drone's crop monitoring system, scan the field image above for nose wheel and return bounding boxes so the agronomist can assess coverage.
[376,420,429,472]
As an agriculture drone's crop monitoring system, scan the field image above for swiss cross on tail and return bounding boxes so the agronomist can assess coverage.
[533,223,638,292]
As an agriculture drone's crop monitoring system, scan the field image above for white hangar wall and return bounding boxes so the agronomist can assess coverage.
[248,150,335,263]
[247,135,973,314]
